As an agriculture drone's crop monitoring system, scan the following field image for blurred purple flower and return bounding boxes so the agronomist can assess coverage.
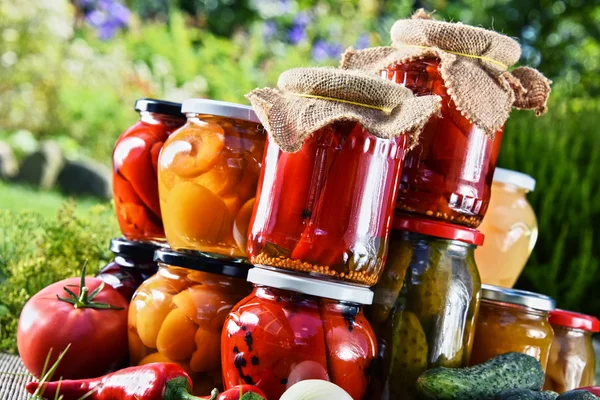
[263,20,278,41]
[355,33,370,50]
[288,11,310,44]
[312,40,343,62]
[80,0,130,40]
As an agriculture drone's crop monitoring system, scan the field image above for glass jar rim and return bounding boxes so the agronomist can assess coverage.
[249,267,373,305]
[154,248,251,279]
[494,168,536,192]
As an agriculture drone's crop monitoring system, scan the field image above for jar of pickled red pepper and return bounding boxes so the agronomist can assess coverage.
[367,216,482,400]
[248,121,408,286]
[222,267,377,400]
[471,285,555,370]
[545,310,600,393]
[97,238,160,301]
[158,99,265,261]
[128,248,252,396]
[382,59,503,227]
[476,168,538,288]
[113,99,186,242]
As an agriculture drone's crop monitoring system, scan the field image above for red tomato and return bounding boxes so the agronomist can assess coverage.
[17,276,129,379]
[218,385,267,400]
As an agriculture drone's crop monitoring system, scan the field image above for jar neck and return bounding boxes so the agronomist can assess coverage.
[481,298,550,318]
[382,57,443,95]
[552,324,595,337]
[254,285,312,303]
[140,111,185,127]
[493,181,529,195]
[400,230,476,254]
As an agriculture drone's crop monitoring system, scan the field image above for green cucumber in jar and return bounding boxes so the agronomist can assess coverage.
[495,389,559,400]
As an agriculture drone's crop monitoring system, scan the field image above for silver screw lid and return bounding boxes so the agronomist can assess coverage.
[181,98,260,123]
[481,284,556,311]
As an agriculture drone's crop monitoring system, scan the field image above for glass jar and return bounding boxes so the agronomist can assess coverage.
[113,99,186,242]
[367,216,482,399]
[382,59,503,227]
[222,267,376,400]
[476,168,538,287]
[97,238,160,301]
[471,285,556,370]
[128,249,252,396]
[158,99,265,260]
[545,310,600,393]
[248,121,408,286]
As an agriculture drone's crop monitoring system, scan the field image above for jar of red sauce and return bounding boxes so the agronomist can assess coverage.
[382,59,503,227]
[97,238,160,301]
[113,99,186,242]
[545,310,600,393]
[222,267,376,400]
[248,121,408,286]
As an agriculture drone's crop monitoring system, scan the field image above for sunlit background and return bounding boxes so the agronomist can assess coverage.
[0,0,597,352]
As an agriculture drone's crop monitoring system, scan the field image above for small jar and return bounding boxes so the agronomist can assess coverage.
[476,168,538,288]
[382,59,503,227]
[545,310,600,393]
[158,99,265,260]
[471,285,556,370]
[248,121,408,286]
[97,238,160,301]
[222,268,377,400]
[128,249,252,396]
[368,216,482,399]
[113,99,186,242]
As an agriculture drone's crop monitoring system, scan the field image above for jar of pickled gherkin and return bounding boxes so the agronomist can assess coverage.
[113,99,186,242]
[545,310,600,393]
[367,216,483,400]
[222,267,376,400]
[476,168,538,288]
[97,238,160,301]
[471,285,555,371]
[158,99,265,261]
[128,248,252,396]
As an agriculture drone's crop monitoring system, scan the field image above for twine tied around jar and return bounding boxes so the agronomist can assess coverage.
[340,9,552,136]
[246,67,441,153]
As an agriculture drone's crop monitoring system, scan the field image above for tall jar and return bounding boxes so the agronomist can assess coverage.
[128,249,252,396]
[476,168,538,287]
[368,216,482,399]
[222,268,376,400]
[113,99,186,242]
[545,310,600,393]
[471,285,556,370]
[97,238,160,301]
[248,121,408,286]
[382,60,503,227]
[158,99,265,261]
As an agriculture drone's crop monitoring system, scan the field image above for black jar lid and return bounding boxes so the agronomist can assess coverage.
[134,98,184,118]
[154,248,252,279]
[109,237,161,264]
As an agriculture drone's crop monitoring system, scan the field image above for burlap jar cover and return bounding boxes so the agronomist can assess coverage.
[246,67,441,153]
[340,9,552,135]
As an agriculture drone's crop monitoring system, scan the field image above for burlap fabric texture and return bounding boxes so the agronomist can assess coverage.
[246,67,441,153]
[340,9,552,136]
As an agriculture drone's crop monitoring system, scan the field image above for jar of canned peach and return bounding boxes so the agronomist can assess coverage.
[128,248,252,395]
[158,99,265,261]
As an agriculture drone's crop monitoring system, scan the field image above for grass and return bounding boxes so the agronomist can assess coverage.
[0,181,106,218]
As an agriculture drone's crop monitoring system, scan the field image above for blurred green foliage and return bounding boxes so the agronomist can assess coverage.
[0,0,598,324]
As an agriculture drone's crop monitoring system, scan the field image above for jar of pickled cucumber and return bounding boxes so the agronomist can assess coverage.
[113,99,186,242]
[367,216,483,400]
[545,310,600,393]
[97,238,160,301]
[222,267,376,400]
[470,285,555,371]
[158,99,265,261]
[128,248,252,396]
[476,168,538,288]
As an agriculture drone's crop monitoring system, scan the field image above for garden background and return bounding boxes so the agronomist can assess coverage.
[0,0,598,353]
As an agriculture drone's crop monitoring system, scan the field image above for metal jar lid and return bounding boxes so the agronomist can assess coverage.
[181,99,260,124]
[109,237,163,264]
[154,248,251,279]
[134,98,184,117]
[481,284,556,311]
[249,267,374,305]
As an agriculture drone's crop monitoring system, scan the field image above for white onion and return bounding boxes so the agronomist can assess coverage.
[280,379,353,400]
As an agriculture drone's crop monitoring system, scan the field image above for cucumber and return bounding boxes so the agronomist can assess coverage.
[495,389,558,400]
[557,390,599,400]
[416,352,545,400]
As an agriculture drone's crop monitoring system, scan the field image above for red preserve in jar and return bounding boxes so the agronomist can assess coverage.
[248,121,408,286]
[113,99,186,241]
[97,238,160,300]
[382,59,503,227]
[222,268,377,400]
